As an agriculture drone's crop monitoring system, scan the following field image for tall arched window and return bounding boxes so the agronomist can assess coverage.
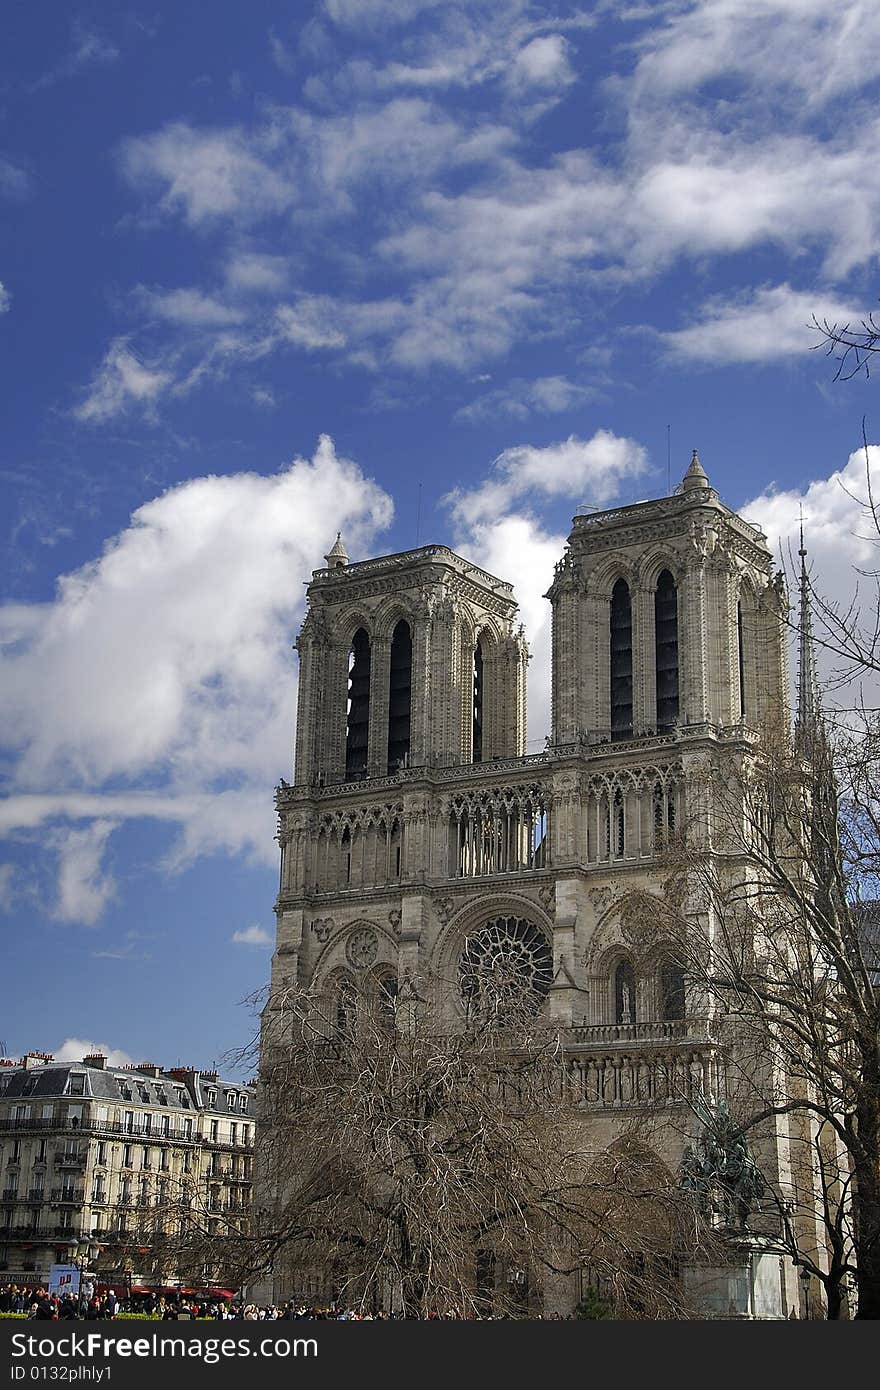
[335,979,358,1039]
[345,628,371,779]
[737,600,746,719]
[473,639,484,763]
[610,579,633,741]
[375,973,398,1031]
[614,959,636,1024]
[655,570,679,732]
[660,959,686,1021]
[387,620,412,772]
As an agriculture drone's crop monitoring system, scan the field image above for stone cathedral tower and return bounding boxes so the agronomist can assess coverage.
[261,453,820,1317]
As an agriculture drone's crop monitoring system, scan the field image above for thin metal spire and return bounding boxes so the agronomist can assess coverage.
[795,508,821,758]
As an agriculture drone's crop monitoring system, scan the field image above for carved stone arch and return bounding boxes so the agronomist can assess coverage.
[587,936,637,981]
[316,964,359,1038]
[342,916,398,963]
[432,891,553,979]
[372,597,415,642]
[583,895,654,974]
[636,548,685,591]
[472,616,503,648]
[586,557,636,601]
[334,610,374,646]
[596,1137,677,1189]
[738,572,758,607]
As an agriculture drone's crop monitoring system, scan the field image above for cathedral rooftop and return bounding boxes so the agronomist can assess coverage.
[311,542,515,597]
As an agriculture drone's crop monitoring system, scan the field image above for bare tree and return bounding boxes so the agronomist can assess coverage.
[248,970,720,1319]
[623,721,880,1319]
[812,310,880,382]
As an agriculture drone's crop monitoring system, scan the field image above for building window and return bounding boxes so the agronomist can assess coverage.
[661,960,686,1022]
[345,627,371,779]
[610,579,633,740]
[124,1111,135,1134]
[614,960,636,1024]
[459,916,552,1022]
[67,1074,86,1097]
[737,601,746,719]
[230,1123,237,1147]
[387,620,412,773]
[123,1145,133,1169]
[96,1143,106,1166]
[473,640,484,762]
[335,980,358,1040]
[239,1095,248,1112]
[210,1120,218,1143]
[655,570,679,732]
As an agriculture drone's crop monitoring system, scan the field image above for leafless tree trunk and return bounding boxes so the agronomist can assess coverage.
[243,973,720,1318]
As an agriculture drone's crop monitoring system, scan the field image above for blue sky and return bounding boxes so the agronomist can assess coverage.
[2,0,879,1072]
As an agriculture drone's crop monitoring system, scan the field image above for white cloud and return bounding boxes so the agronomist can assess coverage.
[445,428,651,746]
[232,924,273,947]
[120,123,292,226]
[225,253,289,294]
[0,437,393,916]
[455,513,563,748]
[68,26,119,72]
[445,430,649,528]
[455,374,598,423]
[661,284,864,364]
[324,0,450,30]
[74,339,172,423]
[53,1038,133,1067]
[139,287,246,327]
[276,298,348,351]
[101,4,880,393]
[743,444,880,697]
[508,35,574,91]
[0,281,10,315]
[51,821,117,925]
[0,158,31,200]
[629,0,880,112]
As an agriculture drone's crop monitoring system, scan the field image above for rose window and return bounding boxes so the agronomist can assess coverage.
[459,915,552,1019]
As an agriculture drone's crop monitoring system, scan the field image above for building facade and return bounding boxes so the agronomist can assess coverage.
[260,453,826,1316]
[0,1053,254,1293]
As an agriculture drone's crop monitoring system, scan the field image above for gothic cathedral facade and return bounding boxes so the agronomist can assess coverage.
[260,452,820,1317]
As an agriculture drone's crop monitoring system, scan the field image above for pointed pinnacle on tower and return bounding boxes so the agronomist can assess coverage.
[682,448,710,492]
[795,511,822,760]
[324,532,349,569]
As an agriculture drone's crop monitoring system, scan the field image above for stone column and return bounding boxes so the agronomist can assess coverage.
[632,584,654,735]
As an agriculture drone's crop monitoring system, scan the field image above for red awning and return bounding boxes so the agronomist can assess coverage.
[206,1289,236,1299]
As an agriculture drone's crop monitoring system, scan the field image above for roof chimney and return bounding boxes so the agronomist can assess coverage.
[83,1054,107,1069]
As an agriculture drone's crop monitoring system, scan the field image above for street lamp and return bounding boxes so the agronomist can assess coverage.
[799,1265,811,1320]
[66,1237,101,1313]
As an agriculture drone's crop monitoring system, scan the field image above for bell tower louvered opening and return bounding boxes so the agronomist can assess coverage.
[610,578,633,741]
[387,620,412,772]
[473,639,484,763]
[345,627,371,780]
[655,569,679,732]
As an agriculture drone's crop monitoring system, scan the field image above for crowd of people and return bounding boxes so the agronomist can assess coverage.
[0,1283,569,1319]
